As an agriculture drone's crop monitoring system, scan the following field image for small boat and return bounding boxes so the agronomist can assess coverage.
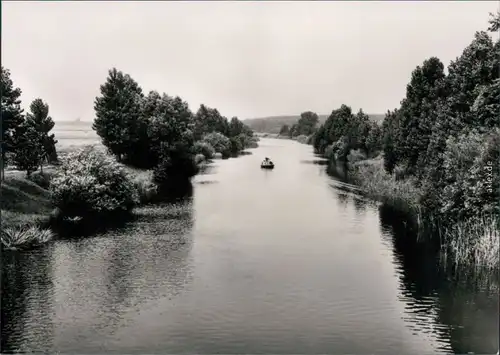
[261,157,274,169]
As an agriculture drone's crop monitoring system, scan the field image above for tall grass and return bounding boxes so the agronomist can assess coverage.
[350,156,499,271]
[349,157,423,217]
[1,226,55,250]
[444,214,500,270]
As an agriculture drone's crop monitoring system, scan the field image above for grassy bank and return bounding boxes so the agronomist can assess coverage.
[0,143,249,251]
[348,156,499,271]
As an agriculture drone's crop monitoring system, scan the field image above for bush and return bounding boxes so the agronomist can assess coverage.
[202,132,231,156]
[347,149,367,164]
[440,129,500,222]
[324,144,336,160]
[153,148,198,185]
[1,226,54,250]
[194,153,205,165]
[50,146,139,218]
[133,175,158,205]
[193,141,215,160]
[28,171,52,189]
[230,136,244,154]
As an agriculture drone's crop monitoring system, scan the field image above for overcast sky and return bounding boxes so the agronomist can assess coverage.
[2,1,498,121]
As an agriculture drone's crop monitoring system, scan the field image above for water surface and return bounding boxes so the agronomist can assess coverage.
[2,138,498,354]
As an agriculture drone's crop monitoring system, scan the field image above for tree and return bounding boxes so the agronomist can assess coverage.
[93,68,144,162]
[202,132,231,158]
[11,120,41,177]
[395,57,447,176]
[365,121,382,157]
[487,11,500,32]
[1,67,24,180]
[296,111,319,136]
[279,124,290,136]
[382,109,401,174]
[446,32,496,121]
[24,99,58,172]
[193,104,229,139]
[228,117,244,137]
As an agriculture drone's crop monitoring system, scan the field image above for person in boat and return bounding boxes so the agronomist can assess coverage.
[263,157,272,165]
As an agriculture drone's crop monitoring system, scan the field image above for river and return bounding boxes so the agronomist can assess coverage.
[1,138,498,354]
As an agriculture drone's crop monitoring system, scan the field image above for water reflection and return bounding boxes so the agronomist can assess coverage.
[300,159,329,165]
[1,186,196,353]
[1,247,56,353]
[326,160,349,182]
[379,204,499,354]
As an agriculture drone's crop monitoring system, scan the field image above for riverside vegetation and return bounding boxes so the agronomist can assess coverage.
[278,13,500,270]
[1,67,258,250]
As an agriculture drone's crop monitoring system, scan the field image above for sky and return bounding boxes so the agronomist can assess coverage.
[2,1,499,122]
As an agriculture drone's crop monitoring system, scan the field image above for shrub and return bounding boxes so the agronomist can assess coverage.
[50,146,139,218]
[194,154,205,165]
[324,144,336,160]
[295,135,308,144]
[153,148,198,185]
[347,149,367,164]
[230,136,244,154]
[28,171,52,189]
[193,141,215,160]
[133,175,158,205]
[1,226,54,250]
[440,129,500,222]
[202,132,231,156]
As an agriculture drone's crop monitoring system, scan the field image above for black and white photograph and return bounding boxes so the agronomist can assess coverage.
[1,1,499,354]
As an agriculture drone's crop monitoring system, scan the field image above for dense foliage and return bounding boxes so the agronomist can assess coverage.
[1,67,25,178]
[12,99,58,175]
[92,68,257,184]
[301,13,500,260]
[312,105,383,160]
[1,67,58,178]
[50,147,139,218]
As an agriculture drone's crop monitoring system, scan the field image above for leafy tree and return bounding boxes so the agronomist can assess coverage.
[396,57,447,176]
[446,32,496,122]
[365,121,382,157]
[11,120,40,177]
[202,132,231,158]
[487,11,500,33]
[146,93,196,175]
[24,98,58,172]
[279,124,290,136]
[296,111,319,136]
[382,109,401,174]
[1,67,24,179]
[347,109,370,152]
[228,117,244,137]
[93,68,145,162]
[193,104,229,139]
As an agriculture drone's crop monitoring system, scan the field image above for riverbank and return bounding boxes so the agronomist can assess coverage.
[0,144,247,251]
[264,135,499,271]
[347,156,499,271]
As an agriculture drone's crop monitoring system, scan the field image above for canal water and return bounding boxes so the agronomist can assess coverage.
[1,138,498,354]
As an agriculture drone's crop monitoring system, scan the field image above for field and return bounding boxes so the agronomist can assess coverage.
[243,114,385,134]
[53,120,100,150]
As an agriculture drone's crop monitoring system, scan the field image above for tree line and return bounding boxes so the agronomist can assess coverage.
[1,67,58,179]
[1,67,257,184]
[280,12,500,230]
[92,68,257,185]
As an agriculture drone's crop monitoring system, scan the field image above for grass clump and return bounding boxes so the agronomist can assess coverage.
[1,226,55,250]
[349,156,422,215]
[444,214,500,271]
